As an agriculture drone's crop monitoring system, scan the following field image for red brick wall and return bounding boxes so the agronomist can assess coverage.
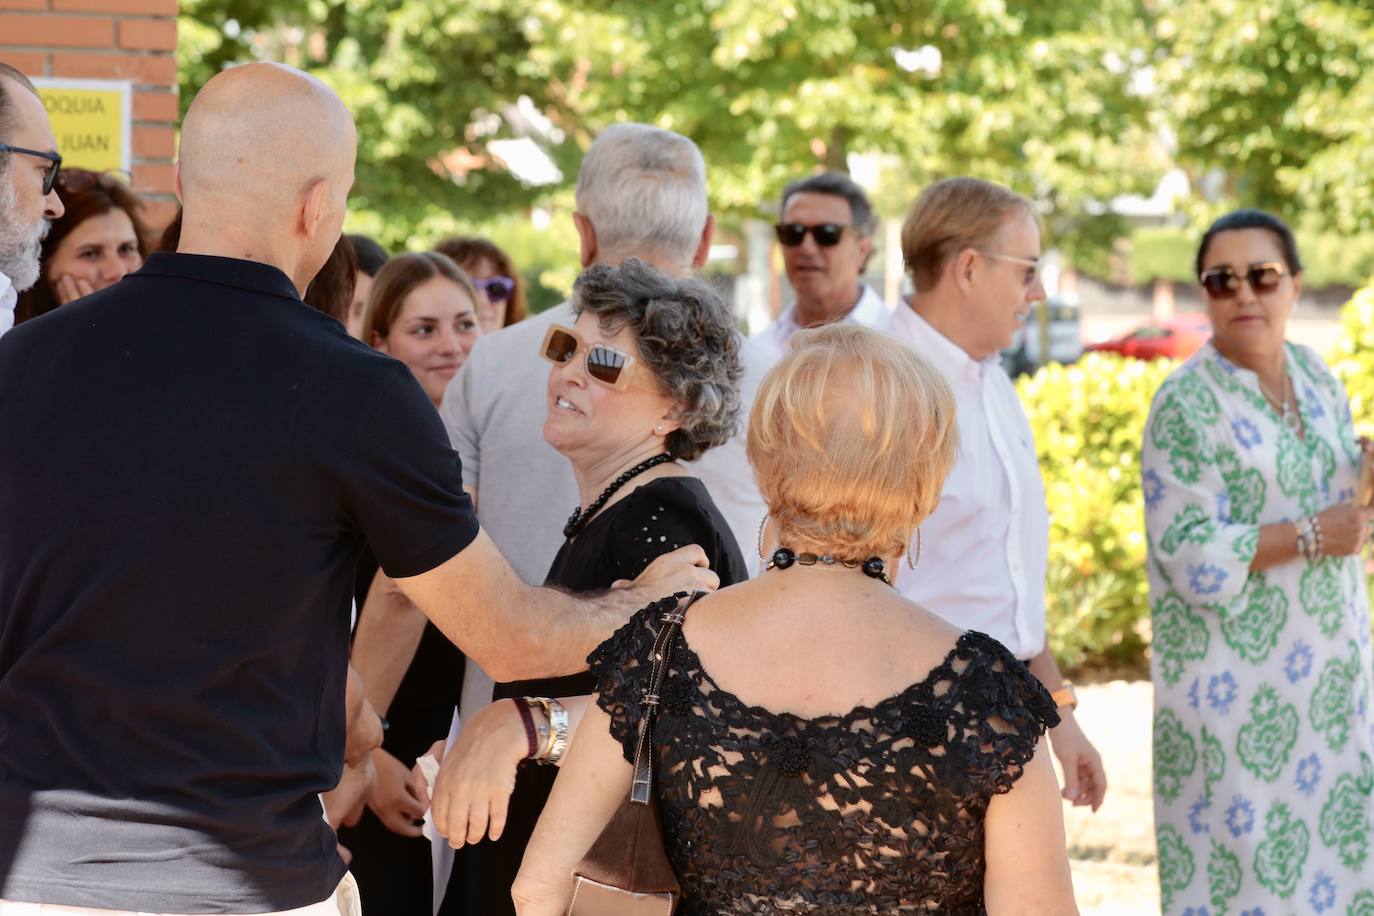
[0,0,179,228]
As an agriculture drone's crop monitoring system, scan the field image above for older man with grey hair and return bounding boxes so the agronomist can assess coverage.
[441,123,765,587]
[0,62,64,338]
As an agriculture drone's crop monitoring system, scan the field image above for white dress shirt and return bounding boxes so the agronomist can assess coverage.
[886,305,1049,660]
[0,270,16,339]
[750,283,893,364]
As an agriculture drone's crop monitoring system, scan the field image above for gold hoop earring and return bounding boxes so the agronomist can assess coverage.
[907,528,921,570]
[756,513,769,561]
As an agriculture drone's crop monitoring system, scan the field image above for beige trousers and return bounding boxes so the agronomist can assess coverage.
[0,873,362,916]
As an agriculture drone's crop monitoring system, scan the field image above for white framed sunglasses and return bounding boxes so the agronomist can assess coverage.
[539,323,639,390]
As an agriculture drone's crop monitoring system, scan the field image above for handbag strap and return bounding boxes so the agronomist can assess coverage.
[629,590,707,806]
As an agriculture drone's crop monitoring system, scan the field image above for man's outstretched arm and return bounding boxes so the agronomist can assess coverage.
[394,530,717,682]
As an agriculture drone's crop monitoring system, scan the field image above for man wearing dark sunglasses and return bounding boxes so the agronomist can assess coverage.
[752,171,891,363]
[0,62,64,339]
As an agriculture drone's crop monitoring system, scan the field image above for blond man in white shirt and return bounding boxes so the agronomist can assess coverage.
[887,177,1106,812]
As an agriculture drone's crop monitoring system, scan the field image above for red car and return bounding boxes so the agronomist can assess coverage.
[1084,314,1211,361]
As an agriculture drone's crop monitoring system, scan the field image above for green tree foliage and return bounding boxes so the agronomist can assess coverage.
[1018,354,1176,671]
[177,0,1166,263]
[1155,0,1374,234]
[1131,225,1374,287]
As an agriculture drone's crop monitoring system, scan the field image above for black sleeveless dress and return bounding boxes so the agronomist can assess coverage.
[589,612,1061,914]
[441,476,747,916]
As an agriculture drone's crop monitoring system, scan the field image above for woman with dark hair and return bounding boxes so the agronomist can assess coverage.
[340,251,483,915]
[346,233,389,339]
[303,233,357,324]
[14,168,148,323]
[429,258,747,916]
[434,235,528,332]
[1143,210,1374,914]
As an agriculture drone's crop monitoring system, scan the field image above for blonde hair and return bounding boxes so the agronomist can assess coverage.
[748,324,959,559]
[901,177,1032,293]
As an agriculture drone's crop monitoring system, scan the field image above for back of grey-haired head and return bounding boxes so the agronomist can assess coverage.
[781,171,876,237]
[575,123,708,268]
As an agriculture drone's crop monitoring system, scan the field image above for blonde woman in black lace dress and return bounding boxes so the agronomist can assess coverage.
[514,324,1077,914]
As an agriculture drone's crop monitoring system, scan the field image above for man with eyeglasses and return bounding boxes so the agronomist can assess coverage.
[889,176,1108,815]
[751,170,892,363]
[0,62,64,340]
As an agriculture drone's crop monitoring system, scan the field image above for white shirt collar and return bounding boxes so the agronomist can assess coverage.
[757,284,893,358]
[886,304,991,385]
[0,270,16,340]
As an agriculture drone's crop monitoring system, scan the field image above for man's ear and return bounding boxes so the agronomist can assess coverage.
[856,232,875,273]
[691,214,717,270]
[952,247,980,297]
[300,178,330,241]
[173,161,184,203]
[573,212,597,269]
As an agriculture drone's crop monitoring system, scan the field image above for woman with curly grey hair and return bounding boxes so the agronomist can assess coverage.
[428,257,747,916]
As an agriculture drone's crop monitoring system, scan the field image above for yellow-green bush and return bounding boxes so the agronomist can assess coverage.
[1329,283,1374,631]
[1017,354,1176,671]
[1330,284,1374,433]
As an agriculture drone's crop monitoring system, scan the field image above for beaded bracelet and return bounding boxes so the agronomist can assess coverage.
[1296,515,1324,563]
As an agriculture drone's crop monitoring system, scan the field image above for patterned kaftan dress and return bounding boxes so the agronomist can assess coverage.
[1143,341,1374,916]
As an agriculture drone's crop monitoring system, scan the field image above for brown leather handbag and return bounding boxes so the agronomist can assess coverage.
[567,591,705,915]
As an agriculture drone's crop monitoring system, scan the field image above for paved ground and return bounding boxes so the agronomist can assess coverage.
[1058,680,1160,915]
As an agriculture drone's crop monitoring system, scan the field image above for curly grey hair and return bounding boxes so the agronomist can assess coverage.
[571,258,742,462]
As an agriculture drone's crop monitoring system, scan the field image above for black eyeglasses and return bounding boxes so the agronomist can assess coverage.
[472,275,516,303]
[774,222,848,247]
[0,144,63,195]
[1199,262,1288,299]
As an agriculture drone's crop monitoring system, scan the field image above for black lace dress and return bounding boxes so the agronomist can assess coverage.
[588,603,1061,915]
[441,476,747,916]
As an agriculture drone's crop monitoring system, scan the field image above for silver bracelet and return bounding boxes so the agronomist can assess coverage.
[528,697,570,765]
[543,698,569,765]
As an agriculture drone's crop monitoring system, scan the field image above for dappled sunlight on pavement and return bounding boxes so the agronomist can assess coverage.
[1058,680,1160,915]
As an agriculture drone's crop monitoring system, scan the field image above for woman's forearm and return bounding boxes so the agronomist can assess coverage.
[1249,521,1299,573]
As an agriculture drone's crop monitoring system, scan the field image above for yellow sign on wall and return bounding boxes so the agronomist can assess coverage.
[32,78,132,173]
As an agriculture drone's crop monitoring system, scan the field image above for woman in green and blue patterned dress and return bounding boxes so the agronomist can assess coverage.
[1144,210,1374,916]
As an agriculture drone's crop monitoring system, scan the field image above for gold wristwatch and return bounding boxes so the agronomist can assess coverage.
[1050,682,1078,711]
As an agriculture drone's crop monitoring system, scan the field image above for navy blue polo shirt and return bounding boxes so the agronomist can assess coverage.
[0,253,479,912]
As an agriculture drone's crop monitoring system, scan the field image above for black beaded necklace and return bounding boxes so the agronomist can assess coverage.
[564,453,675,539]
[766,547,893,587]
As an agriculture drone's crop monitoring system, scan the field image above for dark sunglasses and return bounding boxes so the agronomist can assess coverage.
[540,324,637,390]
[774,222,848,247]
[0,144,63,195]
[471,275,516,303]
[1199,262,1288,299]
